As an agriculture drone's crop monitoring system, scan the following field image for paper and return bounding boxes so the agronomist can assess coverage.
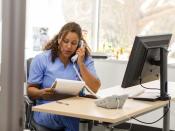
[51,78,85,95]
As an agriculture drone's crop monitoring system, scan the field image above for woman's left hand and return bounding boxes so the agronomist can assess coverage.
[76,46,85,65]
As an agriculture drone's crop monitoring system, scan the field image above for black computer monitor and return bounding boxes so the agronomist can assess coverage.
[121,34,172,100]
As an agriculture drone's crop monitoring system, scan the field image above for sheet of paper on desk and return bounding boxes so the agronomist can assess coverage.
[51,78,85,95]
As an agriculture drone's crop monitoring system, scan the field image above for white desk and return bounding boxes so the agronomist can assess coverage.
[32,80,175,131]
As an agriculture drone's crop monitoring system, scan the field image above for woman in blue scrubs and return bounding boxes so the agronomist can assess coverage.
[27,22,101,131]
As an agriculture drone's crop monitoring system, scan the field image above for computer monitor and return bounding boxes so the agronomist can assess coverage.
[121,34,172,100]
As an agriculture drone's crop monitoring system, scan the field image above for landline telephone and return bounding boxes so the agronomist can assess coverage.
[70,40,98,98]
[71,40,84,63]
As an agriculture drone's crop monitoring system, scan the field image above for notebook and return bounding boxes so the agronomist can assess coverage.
[51,78,99,98]
[51,78,85,96]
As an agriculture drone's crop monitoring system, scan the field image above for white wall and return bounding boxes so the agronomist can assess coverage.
[168,64,175,82]
[94,59,175,130]
[94,59,127,89]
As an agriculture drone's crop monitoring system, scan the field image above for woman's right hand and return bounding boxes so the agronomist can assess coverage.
[39,88,74,100]
[40,88,55,100]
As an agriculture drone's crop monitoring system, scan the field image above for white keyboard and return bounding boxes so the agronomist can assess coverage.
[127,88,145,98]
[97,86,145,98]
[97,85,160,101]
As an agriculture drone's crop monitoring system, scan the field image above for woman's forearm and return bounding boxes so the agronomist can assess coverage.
[27,86,75,100]
[27,86,42,99]
[79,63,101,93]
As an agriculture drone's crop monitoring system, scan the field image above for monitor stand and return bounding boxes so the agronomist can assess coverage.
[158,47,170,100]
[133,47,170,101]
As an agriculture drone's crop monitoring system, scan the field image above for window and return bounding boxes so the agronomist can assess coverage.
[25,0,96,58]
[26,0,175,60]
[99,0,175,60]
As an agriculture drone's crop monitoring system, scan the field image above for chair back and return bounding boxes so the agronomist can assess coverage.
[26,58,33,80]
[24,58,64,131]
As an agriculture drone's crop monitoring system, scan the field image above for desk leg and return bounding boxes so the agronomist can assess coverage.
[163,104,170,131]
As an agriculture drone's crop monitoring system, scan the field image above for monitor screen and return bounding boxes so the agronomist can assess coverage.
[121,34,172,88]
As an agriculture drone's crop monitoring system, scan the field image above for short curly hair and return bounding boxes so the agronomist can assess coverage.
[44,22,90,63]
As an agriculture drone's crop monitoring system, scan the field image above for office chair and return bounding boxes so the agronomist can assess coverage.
[24,58,65,131]
[24,58,93,131]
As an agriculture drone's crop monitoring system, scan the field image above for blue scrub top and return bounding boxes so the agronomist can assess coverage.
[28,50,98,105]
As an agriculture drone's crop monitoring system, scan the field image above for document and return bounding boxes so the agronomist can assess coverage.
[51,78,85,96]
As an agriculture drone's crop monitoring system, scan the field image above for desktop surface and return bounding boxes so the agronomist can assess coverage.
[32,80,175,131]
[32,85,173,124]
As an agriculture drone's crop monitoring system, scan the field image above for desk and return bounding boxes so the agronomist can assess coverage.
[32,80,175,131]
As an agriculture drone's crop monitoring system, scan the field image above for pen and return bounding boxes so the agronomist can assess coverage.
[56,101,69,106]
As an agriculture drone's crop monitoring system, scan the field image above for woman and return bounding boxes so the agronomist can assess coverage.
[27,22,101,131]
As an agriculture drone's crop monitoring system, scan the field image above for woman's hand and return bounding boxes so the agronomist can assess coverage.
[76,46,85,65]
[28,86,74,100]
[40,88,55,100]
[40,88,74,100]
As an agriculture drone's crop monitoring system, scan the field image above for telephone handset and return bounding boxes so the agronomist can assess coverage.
[71,40,84,63]
[71,40,97,98]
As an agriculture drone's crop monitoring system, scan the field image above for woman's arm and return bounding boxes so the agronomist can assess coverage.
[27,84,53,100]
[76,46,101,93]
[78,63,101,93]
[27,85,74,100]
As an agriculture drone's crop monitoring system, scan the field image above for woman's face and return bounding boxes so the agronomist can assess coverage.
[59,32,79,59]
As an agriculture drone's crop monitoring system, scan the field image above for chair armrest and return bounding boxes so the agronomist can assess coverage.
[24,95,35,129]
[24,95,34,106]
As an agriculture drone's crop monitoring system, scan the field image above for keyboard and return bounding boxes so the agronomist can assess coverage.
[97,86,145,98]
[131,91,160,101]
[127,88,145,98]
[97,85,160,101]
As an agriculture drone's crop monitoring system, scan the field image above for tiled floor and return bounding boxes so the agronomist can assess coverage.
[80,124,128,131]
